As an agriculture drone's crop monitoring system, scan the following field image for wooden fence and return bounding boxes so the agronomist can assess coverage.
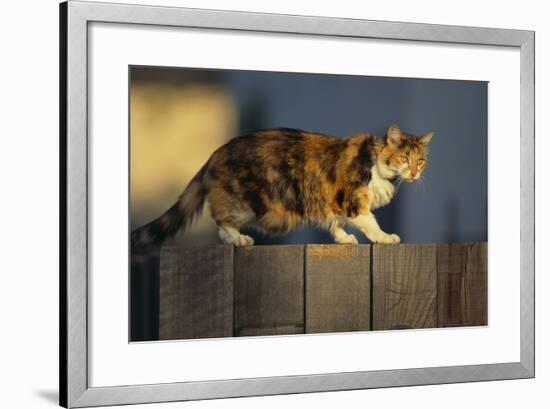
[153,243,487,341]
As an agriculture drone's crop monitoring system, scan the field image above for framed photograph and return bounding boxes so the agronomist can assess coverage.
[60,1,534,407]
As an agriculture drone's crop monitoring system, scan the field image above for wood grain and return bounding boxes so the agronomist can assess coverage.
[154,242,487,340]
[437,243,488,327]
[305,245,371,333]
[234,245,304,336]
[372,244,437,330]
[158,245,234,340]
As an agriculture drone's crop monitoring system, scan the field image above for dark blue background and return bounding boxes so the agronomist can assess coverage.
[225,70,487,244]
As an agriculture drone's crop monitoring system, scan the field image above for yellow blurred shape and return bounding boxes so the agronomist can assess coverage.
[130,77,237,241]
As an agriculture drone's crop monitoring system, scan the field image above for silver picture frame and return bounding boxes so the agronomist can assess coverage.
[60,1,535,407]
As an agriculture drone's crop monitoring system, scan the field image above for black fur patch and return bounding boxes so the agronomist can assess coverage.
[336,189,345,209]
[320,143,346,183]
[274,141,305,216]
[243,190,267,217]
[223,180,236,194]
[207,167,220,180]
[277,128,306,140]
[348,138,375,184]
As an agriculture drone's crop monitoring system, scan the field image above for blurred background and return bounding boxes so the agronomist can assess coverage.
[130,66,487,246]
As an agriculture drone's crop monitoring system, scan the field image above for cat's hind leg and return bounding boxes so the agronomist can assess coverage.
[330,221,358,244]
[213,210,255,246]
[208,190,256,246]
[218,223,255,246]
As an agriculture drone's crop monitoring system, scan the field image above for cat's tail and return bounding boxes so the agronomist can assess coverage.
[130,164,208,249]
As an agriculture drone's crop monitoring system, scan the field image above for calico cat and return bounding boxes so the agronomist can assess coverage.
[131,124,432,247]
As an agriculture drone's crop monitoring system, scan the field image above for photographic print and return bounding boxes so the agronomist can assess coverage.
[61,5,534,406]
[129,66,488,342]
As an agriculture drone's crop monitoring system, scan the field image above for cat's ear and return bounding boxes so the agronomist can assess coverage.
[387,124,403,147]
[418,132,434,145]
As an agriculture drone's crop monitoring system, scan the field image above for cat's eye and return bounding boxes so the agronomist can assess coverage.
[398,155,408,163]
[418,158,426,164]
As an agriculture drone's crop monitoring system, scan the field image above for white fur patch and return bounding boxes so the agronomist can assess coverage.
[330,224,358,244]
[218,225,254,246]
[367,165,395,209]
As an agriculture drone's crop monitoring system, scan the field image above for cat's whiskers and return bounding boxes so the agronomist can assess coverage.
[414,173,431,194]
[393,177,405,196]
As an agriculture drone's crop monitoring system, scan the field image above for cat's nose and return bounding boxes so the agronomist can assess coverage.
[410,169,417,177]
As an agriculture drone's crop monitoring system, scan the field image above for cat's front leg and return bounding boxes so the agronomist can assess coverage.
[330,223,359,244]
[347,212,400,244]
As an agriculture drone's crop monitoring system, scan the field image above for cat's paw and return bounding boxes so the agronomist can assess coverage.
[376,233,401,244]
[388,233,401,243]
[237,234,255,247]
[335,234,359,245]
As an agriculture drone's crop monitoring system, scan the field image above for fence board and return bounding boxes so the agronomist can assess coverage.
[437,243,488,327]
[234,245,304,336]
[130,249,160,341]
[155,242,487,340]
[158,245,234,340]
[372,244,437,330]
[306,245,371,333]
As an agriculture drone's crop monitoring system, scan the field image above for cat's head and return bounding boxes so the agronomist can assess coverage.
[379,124,433,182]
